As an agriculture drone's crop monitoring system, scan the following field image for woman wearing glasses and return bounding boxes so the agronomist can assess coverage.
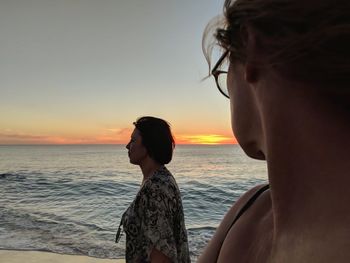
[117,116,190,263]
[199,0,350,262]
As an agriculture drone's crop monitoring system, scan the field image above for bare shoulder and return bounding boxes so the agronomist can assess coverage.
[215,184,269,236]
[197,184,270,263]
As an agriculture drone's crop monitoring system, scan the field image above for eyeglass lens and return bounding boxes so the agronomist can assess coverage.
[217,73,228,98]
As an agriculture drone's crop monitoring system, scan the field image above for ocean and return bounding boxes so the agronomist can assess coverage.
[0,144,267,261]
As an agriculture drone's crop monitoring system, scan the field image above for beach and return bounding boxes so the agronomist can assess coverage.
[0,250,125,263]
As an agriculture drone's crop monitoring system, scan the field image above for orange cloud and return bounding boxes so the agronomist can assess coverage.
[0,127,132,145]
[0,132,91,144]
[94,127,132,144]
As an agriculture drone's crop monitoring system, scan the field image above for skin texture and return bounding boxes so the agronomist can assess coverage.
[198,30,350,263]
[126,128,171,263]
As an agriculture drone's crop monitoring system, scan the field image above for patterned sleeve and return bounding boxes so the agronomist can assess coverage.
[139,180,178,262]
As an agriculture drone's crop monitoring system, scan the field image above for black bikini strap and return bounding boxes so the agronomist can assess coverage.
[215,184,270,262]
[229,184,270,230]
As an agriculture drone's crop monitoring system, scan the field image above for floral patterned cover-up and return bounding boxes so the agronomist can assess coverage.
[120,166,190,263]
[121,167,191,263]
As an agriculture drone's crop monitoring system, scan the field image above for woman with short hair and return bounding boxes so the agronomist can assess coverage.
[117,116,190,263]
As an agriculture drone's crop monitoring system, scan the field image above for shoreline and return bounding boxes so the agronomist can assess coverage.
[0,250,125,263]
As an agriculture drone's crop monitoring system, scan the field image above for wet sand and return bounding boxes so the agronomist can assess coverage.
[0,250,125,263]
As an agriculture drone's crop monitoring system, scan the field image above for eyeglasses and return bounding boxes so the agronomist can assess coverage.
[211,50,230,99]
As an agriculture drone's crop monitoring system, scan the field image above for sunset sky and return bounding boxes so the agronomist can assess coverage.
[0,0,237,145]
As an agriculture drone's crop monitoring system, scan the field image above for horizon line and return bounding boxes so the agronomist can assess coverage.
[0,143,238,146]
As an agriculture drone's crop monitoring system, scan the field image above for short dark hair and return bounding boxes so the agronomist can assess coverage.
[133,116,175,165]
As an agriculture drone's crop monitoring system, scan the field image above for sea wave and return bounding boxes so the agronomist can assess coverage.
[0,204,217,260]
[0,145,268,261]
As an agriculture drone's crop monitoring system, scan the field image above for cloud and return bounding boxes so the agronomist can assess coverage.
[0,132,51,140]
[93,127,132,144]
[0,131,94,144]
[106,128,130,135]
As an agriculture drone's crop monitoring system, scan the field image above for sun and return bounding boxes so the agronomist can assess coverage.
[177,134,236,145]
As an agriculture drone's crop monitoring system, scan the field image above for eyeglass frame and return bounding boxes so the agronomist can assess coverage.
[211,49,230,99]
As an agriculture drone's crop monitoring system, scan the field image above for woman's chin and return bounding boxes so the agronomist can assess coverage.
[249,150,266,160]
[239,141,266,160]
